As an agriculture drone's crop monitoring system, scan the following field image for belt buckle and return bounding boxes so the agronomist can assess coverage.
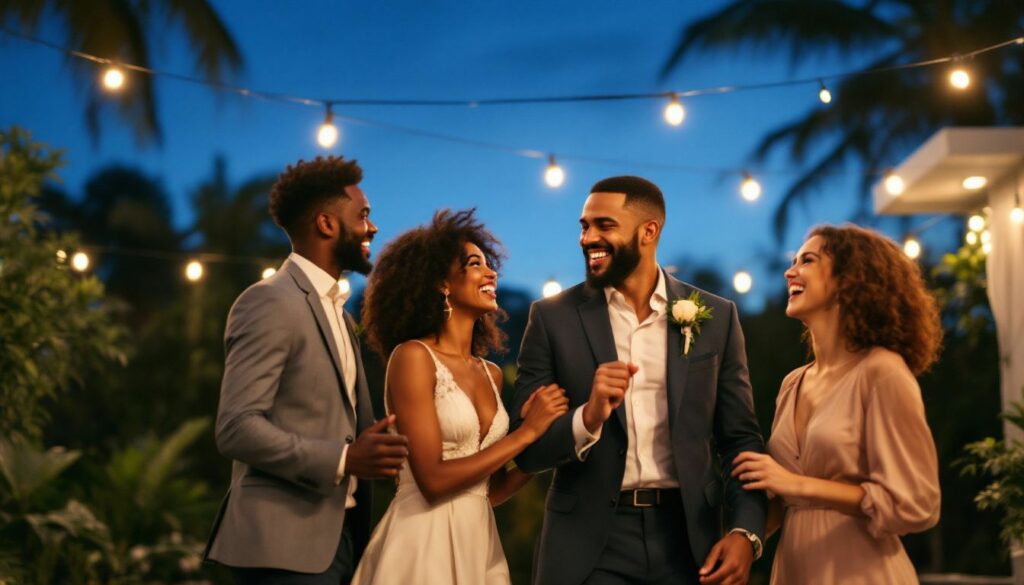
[632,489,658,508]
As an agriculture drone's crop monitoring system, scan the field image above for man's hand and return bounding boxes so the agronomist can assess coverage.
[345,415,409,480]
[581,361,638,433]
[698,532,753,585]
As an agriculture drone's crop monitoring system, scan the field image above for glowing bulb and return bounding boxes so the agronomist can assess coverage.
[185,260,204,282]
[903,237,921,259]
[102,67,125,91]
[56,249,67,263]
[732,271,752,294]
[542,279,562,298]
[317,107,339,148]
[965,231,978,245]
[949,68,971,90]
[71,251,90,272]
[1011,206,1024,224]
[337,277,351,296]
[982,241,992,255]
[884,172,904,196]
[544,155,565,188]
[962,176,987,190]
[740,174,762,202]
[663,95,685,126]
[261,267,277,280]
[980,230,991,245]
[967,214,986,232]
[818,80,832,104]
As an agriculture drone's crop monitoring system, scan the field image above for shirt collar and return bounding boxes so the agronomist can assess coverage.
[604,266,668,314]
[288,252,351,304]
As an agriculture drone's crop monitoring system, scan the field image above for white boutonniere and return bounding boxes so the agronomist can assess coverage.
[668,291,713,357]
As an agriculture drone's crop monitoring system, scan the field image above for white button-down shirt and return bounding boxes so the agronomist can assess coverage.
[572,268,678,489]
[288,253,358,508]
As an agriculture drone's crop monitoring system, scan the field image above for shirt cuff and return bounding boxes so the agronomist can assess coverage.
[335,444,349,485]
[571,406,601,460]
[728,528,763,561]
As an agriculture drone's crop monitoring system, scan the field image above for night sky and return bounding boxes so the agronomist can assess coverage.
[1,1,928,312]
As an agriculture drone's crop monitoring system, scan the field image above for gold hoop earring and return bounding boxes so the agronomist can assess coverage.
[443,290,453,321]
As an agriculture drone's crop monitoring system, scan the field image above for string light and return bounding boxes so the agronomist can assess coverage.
[740,173,762,202]
[884,172,905,196]
[965,231,979,245]
[982,241,993,254]
[962,176,987,190]
[317,105,339,148]
[56,249,67,264]
[967,214,986,232]
[185,260,204,282]
[903,237,922,259]
[980,230,992,245]
[261,267,277,279]
[1012,189,1024,224]
[949,67,971,90]
[542,278,562,298]
[732,271,752,294]
[817,80,832,104]
[71,251,90,272]
[663,94,685,126]
[102,66,125,91]
[544,155,565,188]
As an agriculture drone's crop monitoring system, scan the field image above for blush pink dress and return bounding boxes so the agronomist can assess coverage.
[767,347,940,584]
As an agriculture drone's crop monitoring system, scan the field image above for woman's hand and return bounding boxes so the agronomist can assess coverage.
[520,384,569,441]
[732,451,805,498]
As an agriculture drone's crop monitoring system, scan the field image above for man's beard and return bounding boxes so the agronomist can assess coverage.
[584,230,641,289]
[334,229,372,275]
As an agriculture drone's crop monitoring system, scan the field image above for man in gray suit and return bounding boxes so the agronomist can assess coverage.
[512,176,767,585]
[204,156,408,584]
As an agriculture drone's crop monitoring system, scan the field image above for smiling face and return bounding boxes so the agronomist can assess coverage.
[784,235,838,322]
[444,241,499,317]
[327,185,378,275]
[579,192,649,288]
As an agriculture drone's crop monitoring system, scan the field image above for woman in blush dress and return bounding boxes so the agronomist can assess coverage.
[351,209,568,585]
[732,224,942,584]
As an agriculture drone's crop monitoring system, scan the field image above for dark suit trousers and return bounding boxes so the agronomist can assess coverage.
[583,496,700,585]
[231,514,355,585]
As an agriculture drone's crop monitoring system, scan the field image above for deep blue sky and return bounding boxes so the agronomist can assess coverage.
[1,0,934,311]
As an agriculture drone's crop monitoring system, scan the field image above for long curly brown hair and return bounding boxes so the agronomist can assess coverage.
[362,209,508,361]
[808,224,943,375]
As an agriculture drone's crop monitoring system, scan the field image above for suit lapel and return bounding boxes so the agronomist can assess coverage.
[664,274,692,440]
[284,261,354,414]
[343,312,374,432]
[577,286,627,430]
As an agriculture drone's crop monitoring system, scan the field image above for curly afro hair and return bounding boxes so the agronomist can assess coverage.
[808,224,943,375]
[362,209,508,361]
[268,156,362,236]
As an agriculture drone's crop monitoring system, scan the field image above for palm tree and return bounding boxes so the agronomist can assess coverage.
[662,0,1024,240]
[1,0,243,145]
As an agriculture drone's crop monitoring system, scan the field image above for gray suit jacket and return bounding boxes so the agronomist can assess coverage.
[511,272,768,585]
[203,259,374,573]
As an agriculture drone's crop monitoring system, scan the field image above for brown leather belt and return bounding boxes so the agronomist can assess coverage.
[619,488,681,508]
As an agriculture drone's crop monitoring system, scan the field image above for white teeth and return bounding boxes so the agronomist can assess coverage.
[480,285,496,294]
[589,251,609,260]
[788,284,805,295]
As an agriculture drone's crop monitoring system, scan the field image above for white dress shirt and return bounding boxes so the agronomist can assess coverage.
[572,268,678,489]
[288,253,358,509]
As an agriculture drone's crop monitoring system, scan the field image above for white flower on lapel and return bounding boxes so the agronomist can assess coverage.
[667,291,712,357]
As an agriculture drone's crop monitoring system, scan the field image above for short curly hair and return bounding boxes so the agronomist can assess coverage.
[268,156,362,236]
[362,209,508,361]
[807,224,943,375]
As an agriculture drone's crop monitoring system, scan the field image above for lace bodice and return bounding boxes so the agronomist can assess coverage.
[385,341,509,497]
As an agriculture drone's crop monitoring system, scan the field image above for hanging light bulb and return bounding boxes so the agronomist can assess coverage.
[317,105,339,148]
[962,176,987,190]
[1012,191,1024,224]
[884,171,905,196]
[967,214,986,232]
[732,271,753,294]
[185,260,204,282]
[982,241,993,255]
[71,251,90,272]
[261,267,277,280]
[542,278,562,298]
[903,237,922,259]
[965,231,979,245]
[663,94,685,126]
[544,155,565,188]
[817,80,832,104]
[980,230,992,245]
[56,249,68,264]
[740,173,762,202]
[102,66,125,91]
[949,67,971,90]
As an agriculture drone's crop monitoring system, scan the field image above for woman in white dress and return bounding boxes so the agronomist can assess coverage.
[353,209,569,585]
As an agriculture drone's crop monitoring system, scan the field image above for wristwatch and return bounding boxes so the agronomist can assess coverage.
[728,528,763,560]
